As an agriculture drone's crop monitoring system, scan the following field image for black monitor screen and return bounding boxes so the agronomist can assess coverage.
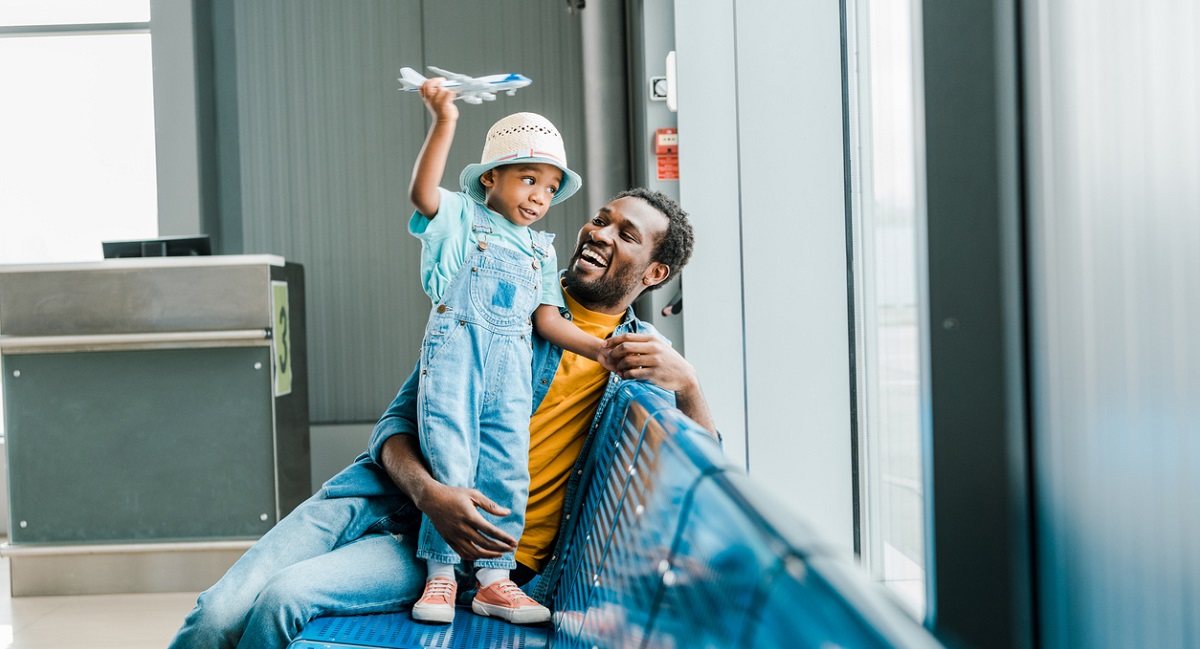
[102,235,212,259]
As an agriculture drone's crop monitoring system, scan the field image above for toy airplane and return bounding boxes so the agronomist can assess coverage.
[398,66,532,105]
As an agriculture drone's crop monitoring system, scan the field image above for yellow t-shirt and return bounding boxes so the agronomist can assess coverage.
[515,288,622,571]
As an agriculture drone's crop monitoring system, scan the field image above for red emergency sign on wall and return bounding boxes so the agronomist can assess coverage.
[655,128,679,181]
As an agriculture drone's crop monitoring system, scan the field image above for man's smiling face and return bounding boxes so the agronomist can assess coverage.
[563,196,670,313]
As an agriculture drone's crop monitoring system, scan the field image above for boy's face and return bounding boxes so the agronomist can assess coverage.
[480,163,563,227]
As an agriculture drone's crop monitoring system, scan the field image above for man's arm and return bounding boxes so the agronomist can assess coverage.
[378,434,517,560]
[604,332,718,438]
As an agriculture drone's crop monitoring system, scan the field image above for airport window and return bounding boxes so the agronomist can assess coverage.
[845,0,929,618]
[0,0,157,265]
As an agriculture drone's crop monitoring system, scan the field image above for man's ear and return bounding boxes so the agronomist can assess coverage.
[480,169,496,187]
[641,262,670,288]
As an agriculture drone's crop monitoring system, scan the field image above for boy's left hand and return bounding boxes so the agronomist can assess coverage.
[597,345,619,374]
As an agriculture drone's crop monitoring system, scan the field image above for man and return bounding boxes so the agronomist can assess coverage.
[170,188,716,648]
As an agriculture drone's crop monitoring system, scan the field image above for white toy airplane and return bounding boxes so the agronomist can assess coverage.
[398,66,532,105]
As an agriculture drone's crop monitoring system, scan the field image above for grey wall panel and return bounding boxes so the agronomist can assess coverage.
[1025,1,1200,646]
[228,1,587,423]
[231,0,428,424]
[150,0,204,237]
[627,0,682,350]
[921,0,1032,642]
[419,1,590,247]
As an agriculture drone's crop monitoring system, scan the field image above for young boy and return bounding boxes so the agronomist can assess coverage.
[406,78,607,625]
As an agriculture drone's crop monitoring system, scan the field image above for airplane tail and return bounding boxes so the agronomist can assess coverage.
[397,66,426,91]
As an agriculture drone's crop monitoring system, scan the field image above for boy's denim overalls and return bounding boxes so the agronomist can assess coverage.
[416,200,553,570]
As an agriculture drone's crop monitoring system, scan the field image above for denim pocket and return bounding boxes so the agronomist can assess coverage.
[422,313,466,369]
[468,259,538,328]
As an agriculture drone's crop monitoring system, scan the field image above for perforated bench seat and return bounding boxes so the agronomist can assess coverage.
[290,609,549,649]
[289,383,943,649]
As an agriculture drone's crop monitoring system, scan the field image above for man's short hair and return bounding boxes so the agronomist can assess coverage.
[613,188,694,291]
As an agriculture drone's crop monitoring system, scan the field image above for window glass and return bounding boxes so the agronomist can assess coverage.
[0,32,158,263]
[0,0,149,27]
[846,0,928,618]
[0,1,157,460]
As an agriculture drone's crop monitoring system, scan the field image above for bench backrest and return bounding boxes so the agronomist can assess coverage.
[548,382,942,648]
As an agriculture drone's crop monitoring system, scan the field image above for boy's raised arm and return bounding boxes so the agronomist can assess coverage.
[408,78,459,218]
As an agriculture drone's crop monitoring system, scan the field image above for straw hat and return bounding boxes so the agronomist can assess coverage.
[459,112,582,206]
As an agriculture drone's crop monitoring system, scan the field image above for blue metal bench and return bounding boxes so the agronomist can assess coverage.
[290,382,942,649]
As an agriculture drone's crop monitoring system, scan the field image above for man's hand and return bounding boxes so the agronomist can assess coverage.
[604,332,718,437]
[379,434,517,561]
[414,482,518,561]
[604,332,696,391]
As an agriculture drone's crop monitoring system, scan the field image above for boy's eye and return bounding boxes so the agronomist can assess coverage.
[548,186,558,195]
[522,177,535,185]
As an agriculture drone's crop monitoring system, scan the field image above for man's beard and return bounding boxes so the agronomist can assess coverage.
[563,260,643,312]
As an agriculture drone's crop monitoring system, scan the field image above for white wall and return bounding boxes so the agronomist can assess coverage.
[676,0,854,552]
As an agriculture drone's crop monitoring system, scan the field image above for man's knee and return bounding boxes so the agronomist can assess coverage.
[253,565,321,619]
[238,567,324,645]
[169,591,248,648]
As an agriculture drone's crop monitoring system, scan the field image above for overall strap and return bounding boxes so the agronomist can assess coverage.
[528,229,555,263]
[469,199,493,247]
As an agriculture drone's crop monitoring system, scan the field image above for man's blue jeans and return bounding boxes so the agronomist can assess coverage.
[169,491,422,648]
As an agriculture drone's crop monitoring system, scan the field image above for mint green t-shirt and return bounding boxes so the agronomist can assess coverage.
[409,188,564,307]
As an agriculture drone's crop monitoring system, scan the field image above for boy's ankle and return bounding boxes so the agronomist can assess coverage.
[475,567,510,588]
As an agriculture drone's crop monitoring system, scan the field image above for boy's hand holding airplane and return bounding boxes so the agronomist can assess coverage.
[419,78,458,124]
[399,66,532,105]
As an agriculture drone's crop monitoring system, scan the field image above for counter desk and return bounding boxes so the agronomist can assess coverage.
[0,255,308,596]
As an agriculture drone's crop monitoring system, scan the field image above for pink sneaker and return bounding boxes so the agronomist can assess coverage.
[412,577,457,624]
[471,579,551,624]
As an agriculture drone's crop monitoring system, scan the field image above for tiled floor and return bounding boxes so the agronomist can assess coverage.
[0,543,199,649]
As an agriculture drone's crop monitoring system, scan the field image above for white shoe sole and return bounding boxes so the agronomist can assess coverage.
[471,599,551,624]
[411,604,455,624]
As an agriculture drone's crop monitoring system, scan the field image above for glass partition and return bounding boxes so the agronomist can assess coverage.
[844,0,929,618]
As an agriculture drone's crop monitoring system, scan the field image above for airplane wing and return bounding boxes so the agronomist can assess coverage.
[424,65,490,97]
[426,66,472,82]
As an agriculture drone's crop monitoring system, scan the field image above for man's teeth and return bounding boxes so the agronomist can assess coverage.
[580,247,608,267]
